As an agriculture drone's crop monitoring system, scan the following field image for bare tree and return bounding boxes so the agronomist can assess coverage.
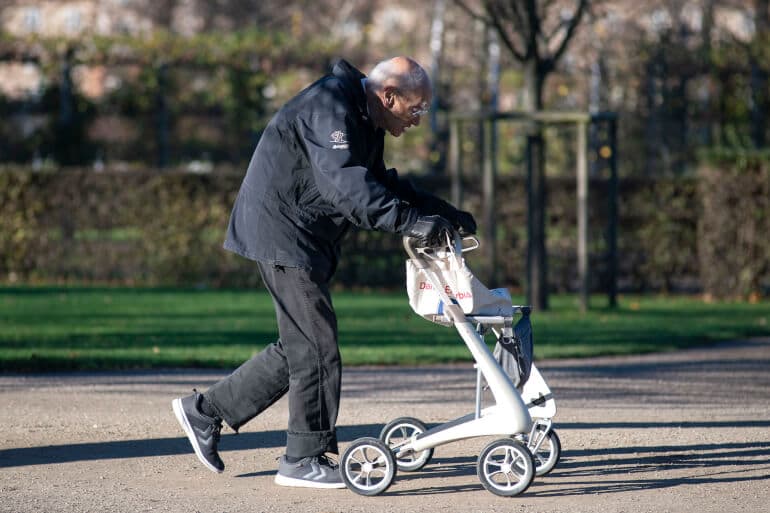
[750,0,769,147]
[186,0,374,35]
[136,0,181,29]
[453,0,588,310]
[190,0,295,31]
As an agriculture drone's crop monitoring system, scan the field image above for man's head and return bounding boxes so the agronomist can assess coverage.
[365,56,432,137]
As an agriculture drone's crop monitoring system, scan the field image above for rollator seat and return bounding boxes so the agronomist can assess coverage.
[423,306,531,327]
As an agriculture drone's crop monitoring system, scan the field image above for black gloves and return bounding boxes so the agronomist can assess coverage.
[407,215,454,247]
[452,210,477,236]
[418,193,477,236]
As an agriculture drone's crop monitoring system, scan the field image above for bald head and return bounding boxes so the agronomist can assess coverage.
[364,56,432,137]
[368,56,431,98]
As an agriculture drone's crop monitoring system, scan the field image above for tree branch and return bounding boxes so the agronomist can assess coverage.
[453,0,493,24]
[545,11,572,43]
[539,0,558,22]
[523,0,543,61]
[506,0,528,33]
[552,0,588,63]
[492,17,527,60]
[483,0,527,61]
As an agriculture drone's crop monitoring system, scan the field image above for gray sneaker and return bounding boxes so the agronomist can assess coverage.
[275,454,346,489]
[172,392,224,473]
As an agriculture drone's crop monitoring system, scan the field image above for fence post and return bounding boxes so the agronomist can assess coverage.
[156,64,169,168]
[607,115,619,308]
[449,118,462,207]
[56,46,76,166]
[482,116,497,285]
[577,119,589,312]
[526,131,547,310]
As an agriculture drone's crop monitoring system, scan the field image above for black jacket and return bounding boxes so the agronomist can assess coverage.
[223,59,422,277]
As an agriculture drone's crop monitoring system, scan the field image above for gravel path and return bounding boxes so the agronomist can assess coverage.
[2,338,769,513]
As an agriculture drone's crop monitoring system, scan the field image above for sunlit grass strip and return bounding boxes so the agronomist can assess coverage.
[1,287,768,372]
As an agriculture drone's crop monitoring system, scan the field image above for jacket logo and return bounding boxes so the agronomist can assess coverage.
[330,130,349,150]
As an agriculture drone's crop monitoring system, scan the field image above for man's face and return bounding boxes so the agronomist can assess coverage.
[381,88,431,137]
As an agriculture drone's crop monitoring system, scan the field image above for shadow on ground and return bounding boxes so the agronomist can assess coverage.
[385,438,770,496]
[3,420,769,500]
[0,423,382,469]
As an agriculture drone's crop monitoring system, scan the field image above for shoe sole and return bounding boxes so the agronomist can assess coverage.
[172,398,224,474]
[274,473,346,489]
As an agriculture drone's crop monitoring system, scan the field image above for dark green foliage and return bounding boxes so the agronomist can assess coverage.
[1,161,768,296]
[0,168,259,287]
[620,177,700,292]
[0,167,715,293]
[0,30,338,167]
[697,149,770,299]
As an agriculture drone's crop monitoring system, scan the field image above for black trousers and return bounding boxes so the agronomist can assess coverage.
[204,262,341,458]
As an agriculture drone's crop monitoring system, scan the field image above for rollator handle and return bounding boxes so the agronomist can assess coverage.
[403,232,480,260]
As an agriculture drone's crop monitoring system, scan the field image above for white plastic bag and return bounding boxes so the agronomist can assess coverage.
[406,249,513,322]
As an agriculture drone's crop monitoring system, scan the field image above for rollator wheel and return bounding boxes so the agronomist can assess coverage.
[379,417,434,472]
[341,437,397,496]
[530,428,561,476]
[477,439,535,497]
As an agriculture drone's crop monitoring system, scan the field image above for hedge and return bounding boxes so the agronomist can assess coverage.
[2,163,763,296]
[0,167,442,288]
[697,149,770,299]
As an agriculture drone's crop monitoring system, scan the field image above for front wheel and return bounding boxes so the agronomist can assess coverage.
[379,417,433,472]
[530,428,561,476]
[477,439,536,497]
[341,437,397,496]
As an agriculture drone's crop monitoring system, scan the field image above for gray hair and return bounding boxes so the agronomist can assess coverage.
[368,57,430,95]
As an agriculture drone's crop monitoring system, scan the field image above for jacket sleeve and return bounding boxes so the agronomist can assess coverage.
[297,111,420,233]
[380,167,423,206]
[380,167,458,219]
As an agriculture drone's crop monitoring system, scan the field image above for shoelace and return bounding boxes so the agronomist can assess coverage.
[282,454,339,468]
[192,388,224,442]
[313,454,339,469]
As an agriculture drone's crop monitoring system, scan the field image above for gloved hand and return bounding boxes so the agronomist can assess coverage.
[417,193,476,236]
[406,215,454,247]
[453,210,477,236]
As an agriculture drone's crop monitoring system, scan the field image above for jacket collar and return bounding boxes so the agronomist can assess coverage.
[331,59,370,123]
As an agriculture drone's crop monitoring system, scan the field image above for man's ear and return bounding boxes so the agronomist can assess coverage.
[383,86,397,108]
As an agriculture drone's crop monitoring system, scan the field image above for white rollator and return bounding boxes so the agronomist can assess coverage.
[520,362,560,476]
[340,235,560,497]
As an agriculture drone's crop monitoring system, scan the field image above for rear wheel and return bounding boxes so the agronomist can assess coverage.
[341,437,397,496]
[379,417,433,472]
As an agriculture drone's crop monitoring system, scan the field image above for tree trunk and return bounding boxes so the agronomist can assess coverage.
[644,56,660,175]
[56,47,75,166]
[751,0,769,148]
[429,0,447,174]
[156,64,169,169]
[670,76,688,173]
[701,0,715,146]
[483,28,500,286]
[524,60,548,310]
[476,19,488,170]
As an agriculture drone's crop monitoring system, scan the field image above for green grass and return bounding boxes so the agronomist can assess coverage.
[1,286,769,372]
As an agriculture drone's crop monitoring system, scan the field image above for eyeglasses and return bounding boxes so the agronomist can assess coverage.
[409,102,430,119]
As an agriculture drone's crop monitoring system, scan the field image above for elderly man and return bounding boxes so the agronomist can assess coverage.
[172,57,475,488]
